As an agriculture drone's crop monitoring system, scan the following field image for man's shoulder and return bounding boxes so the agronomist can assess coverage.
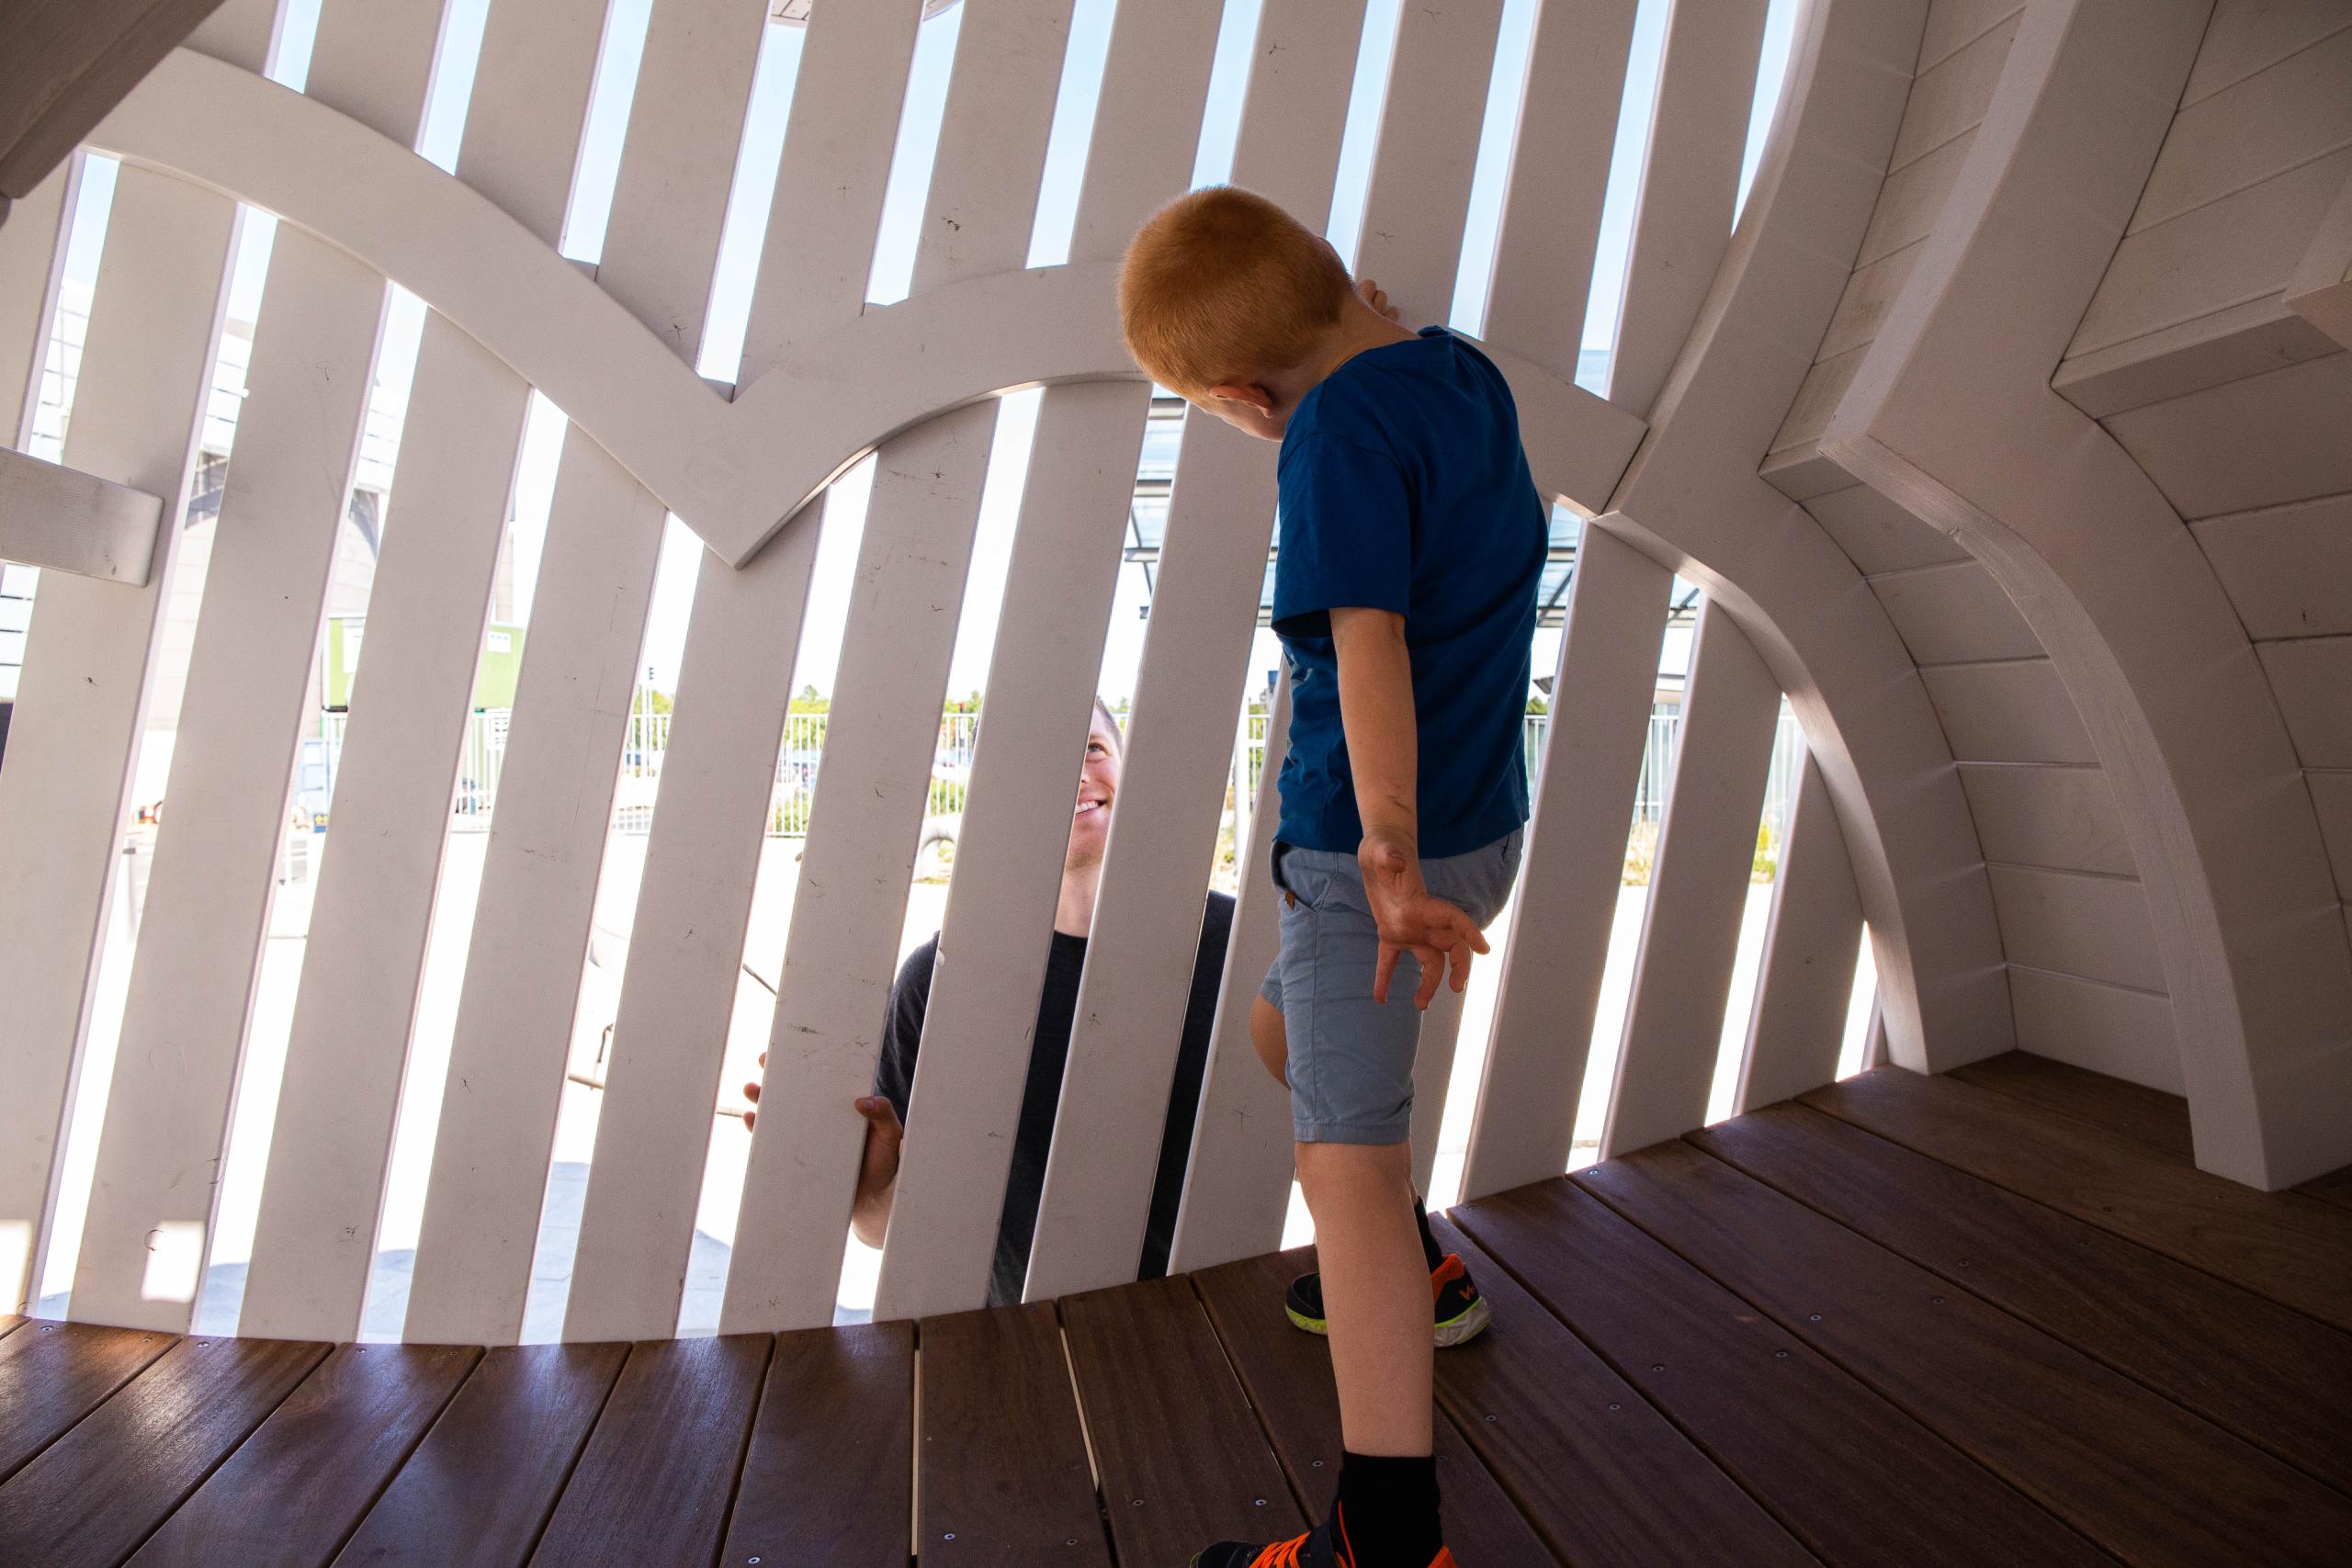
[895,933,943,997]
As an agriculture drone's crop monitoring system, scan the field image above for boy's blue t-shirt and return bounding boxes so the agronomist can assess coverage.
[1271,325,1544,860]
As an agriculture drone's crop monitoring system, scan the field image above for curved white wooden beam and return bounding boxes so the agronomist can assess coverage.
[1822,0,2352,1190]
[87,47,1643,569]
[1599,0,2015,1077]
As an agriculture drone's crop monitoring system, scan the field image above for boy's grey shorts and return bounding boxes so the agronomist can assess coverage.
[1259,829,1522,1145]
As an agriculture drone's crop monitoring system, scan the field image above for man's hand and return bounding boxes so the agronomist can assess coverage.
[744,1052,906,1246]
[1360,824,1490,1009]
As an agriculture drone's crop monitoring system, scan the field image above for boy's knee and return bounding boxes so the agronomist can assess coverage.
[1250,995,1288,1087]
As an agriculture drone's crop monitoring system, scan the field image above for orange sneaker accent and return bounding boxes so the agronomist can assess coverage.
[1247,1534,1312,1568]
[1430,1253,1468,1303]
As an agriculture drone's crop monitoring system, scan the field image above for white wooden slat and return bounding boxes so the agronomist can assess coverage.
[870,381,1149,1320]
[1918,0,2024,75]
[1605,0,1770,418]
[455,0,612,249]
[1884,7,2018,171]
[1406,980,1468,1197]
[0,164,70,440]
[1869,558,2043,667]
[0,167,237,1316]
[2103,350,2352,521]
[1351,0,1507,324]
[1954,761,2137,877]
[706,0,1081,1338]
[1220,0,1365,231]
[1917,658,2098,764]
[0,446,163,584]
[1733,753,1864,1112]
[2192,493,2352,641]
[69,224,388,1331]
[2008,964,2182,1094]
[1165,670,1295,1276]
[1459,526,1669,1199]
[2258,636,2352,769]
[401,0,749,1346]
[1800,480,1966,575]
[1601,596,1783,1158]
[184,0,280,73]
[236,318,531,1340]
[1857,124,1978,268]
[527,0,922,1344]
[1985,862,2165,994]
[1479,0,1640,382]
[2131,25,2352,239]
[2182,2,2350,107]
[1065,0,1237,261]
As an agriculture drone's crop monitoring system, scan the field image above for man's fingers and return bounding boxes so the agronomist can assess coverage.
[744,1081,760,1103]
[1374,943,1398,1006]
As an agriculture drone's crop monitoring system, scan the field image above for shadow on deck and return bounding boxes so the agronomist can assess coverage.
[4,1058,2349,1565]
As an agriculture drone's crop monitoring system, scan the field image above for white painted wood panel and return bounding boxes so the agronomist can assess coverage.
[1800,481,1967,574]
[1770,342,1866,455]
[1735,753,1864,1112]
[2192,492,2352,639]
[1479,0,1638,381]
[1602,598,1784,1157]
[458,0,611,249]
[1606,0,1770,417]
[1407,980,1470,1198]
[70,225,388,1331]
[2131,25,2352,237]
[0,167,236,1316]
[0,446,162,583]
[1353,0,1507,321]
[1869,558,2045,666]
[2286,164,2352,349]
[1857,126,1977,267]
[2104,350,2352,520]
[2008,964,2183,1094]
[2181,2,2351,107]
[1886,8,2019,173]
[2055,291,2341,421]
[1918,659,2098,764]
[2258,636,2352,768]
[1918,0,2024,73]
[2308,769,2352,900]
[873,383,1149,1320]
[184,0,278,74]
[1986,862,2167,994]
[1165,671,1295,1275]
[1460,526,1669,1198]
[0,164,68,438]
[237,319,530,1341]
[1956,761,2138,877]
[536,0,923,1340]
[1193,0,1360,232]
[2075,149,2352,359]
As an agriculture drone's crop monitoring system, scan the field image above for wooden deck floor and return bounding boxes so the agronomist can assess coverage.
[4,1057,2349,1566]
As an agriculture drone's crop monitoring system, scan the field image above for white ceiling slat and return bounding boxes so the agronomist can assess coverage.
[0,167,236,1318]
[1986,863,2167,996]
[1733,753,1864,1114]
[1602,595,1783,1159]
[1954,761,2136,879]
[1460,525,1670,1199]
[1352,0,1508,327]
[65,1,447,1333]
[0,164,69,444]
[403,0,754,1348]
[706,0,1082,1337]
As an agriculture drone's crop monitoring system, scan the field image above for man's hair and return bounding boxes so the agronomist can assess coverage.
[1119,186,1352,401]
[1091,695,1124,751]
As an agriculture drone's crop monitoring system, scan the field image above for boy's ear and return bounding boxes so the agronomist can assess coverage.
[1205,381,1276,415]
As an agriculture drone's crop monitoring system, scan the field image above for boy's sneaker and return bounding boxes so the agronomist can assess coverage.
[1284,1253,1490,1348]
[1192,1514,1457,1568]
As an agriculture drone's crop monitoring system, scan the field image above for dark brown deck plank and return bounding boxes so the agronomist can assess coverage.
[1694,1103,2352,1494]
[0,1318,175,1482]
[724,1320,914,1568]
[1806,1066,2352,1330]
[1193,1246,1559,1568]
[528,1333,770,1568]
[1061,1271,1306,1563]
[1949,1052,2193,1161]
[2300,1166,2352,1214]
[0,1335,327,1567]
[0,1316,24,1339]
[1578,1138,2352,1566]
[128,1341,479,1566]
[917,1302,1105,1565]
[1455,1179,2111,1567]
[1426,1213,1819,1568]
[332,1342,628,1568]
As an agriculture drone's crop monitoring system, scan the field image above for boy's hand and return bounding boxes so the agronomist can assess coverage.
[1356,276,1399,321]
[1360,825,1490,1009]
[742,1052,906,1208]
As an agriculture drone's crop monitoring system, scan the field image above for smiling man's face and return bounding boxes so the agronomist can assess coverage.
[1066,710,1124,870]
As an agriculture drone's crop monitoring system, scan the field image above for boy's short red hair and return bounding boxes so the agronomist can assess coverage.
[1119,186,1352,402]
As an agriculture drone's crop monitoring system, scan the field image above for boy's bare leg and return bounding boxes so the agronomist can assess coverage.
[1251,994,1289,1086]
[1297,1137,1431,1455]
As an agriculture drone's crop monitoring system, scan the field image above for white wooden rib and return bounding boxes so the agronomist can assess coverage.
[1352,0,1506,323]
[1733,752,1865,1112]
[69,226,390,1331]
[1602,596,1784,1158]
[707,0,1080,1337]
[1459,525,1669,1199]
[236,317,531,1340]
[1022,0,1376,1305]
[1406,981,1469,1196]
[0,167,236,1316]
[540,0,921,1344]
[0,164,69,441]
[1479,0,1640,380]
[1605,0,1770,417]
[0,450,162,584]
[401,0,717,1346]
[1165,671,1295,1276]
[868,383,1149,1321]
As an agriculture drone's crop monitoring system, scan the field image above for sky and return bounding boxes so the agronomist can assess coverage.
[56,0,1796,703]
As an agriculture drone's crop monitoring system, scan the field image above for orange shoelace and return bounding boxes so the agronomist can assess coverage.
[1246,1535,1316,1568]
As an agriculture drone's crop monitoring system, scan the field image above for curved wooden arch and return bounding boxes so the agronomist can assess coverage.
[1819,0,2352,1190]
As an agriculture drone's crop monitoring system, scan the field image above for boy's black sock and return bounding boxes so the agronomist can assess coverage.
[1412,1192,1443,1273]
[1335,1450,1442,1564]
